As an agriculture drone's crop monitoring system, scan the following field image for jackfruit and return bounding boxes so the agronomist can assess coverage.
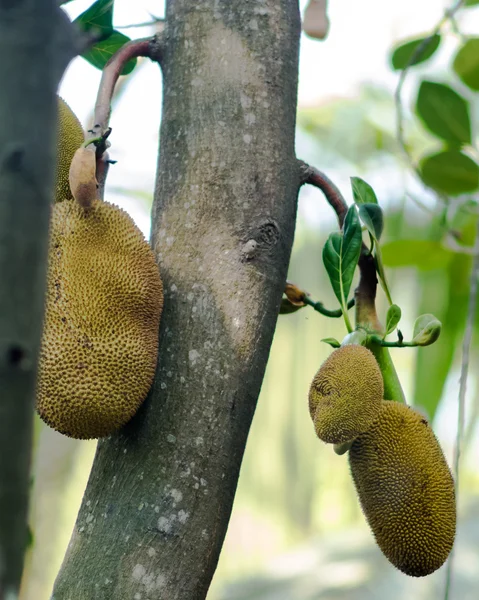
[308,345,383,444]
[349,400,456,577]
[56,97,85,203]
[37,198,163,439]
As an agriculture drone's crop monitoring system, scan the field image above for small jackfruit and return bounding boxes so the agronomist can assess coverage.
[56,98,85,203]
[37,198,163,439]
[349,401,456,577]
[308,345,383,444]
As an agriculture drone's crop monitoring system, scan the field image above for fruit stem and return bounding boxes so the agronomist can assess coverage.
[368,343,406,403]
[303,295,355,318]
[355,244,406,403]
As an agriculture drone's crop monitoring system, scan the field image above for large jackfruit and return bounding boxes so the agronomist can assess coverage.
[308,345,383,444]
[349,400,456,577]
[56,98,85,203]
[37,199,163,439]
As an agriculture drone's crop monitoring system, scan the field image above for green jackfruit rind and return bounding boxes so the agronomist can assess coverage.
[308,345,383,444]
[56,98,85,203]
[37,199,163,439]
[349,401,456,577]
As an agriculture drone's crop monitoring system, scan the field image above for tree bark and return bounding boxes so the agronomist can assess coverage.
[53,1,301,598]
[0,1,76,596]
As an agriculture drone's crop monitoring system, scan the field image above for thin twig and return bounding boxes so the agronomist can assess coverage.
[444,216,479,600]
[304,295,355,318]
[92,37,155,140]
[298,160,348,226]
[394,0,465,170]
[89,35,166,196]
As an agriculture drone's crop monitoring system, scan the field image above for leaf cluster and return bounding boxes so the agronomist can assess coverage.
[390,6,479,196]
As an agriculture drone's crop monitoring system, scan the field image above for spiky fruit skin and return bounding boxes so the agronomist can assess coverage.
[308,345,383,444]
[37,199,163,439]
[56,98,85,203]
[349,401,456,577]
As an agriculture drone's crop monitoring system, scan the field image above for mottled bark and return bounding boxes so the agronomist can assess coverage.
[0,0,76,596]
[53,1,301,599]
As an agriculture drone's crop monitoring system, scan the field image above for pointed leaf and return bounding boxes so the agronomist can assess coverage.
[321,337,341,348]
[74,0,114,35]
[358,203,384,240]
[350,177,378,205]
[416,81,471,145]
[420,151,479,195]
[322,206,362,310]
[82,31,137,74]
[391,34,441,70]
[385,304,402,336]
[453,38,479,91]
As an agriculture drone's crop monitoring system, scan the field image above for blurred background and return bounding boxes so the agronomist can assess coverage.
[20,1,479,599]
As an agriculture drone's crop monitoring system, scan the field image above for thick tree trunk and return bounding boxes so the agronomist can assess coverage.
[0,1,75,596]
[53,1,301,598]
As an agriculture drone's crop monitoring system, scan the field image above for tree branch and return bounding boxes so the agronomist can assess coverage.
[89,34,167,189]
[0,1,76,596]
[298,160,348,226]
[53,1,301,598]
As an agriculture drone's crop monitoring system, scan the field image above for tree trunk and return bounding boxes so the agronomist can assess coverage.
[53,1,301,598]
[0,1,75,596]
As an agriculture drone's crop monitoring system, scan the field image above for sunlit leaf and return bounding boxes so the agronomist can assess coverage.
[390,34,441,70]
[453,38,479,91]
[420,151,479,195]
[381,240,454,270]
[350,177,378,205]
[358,203,384,240]
[385,304,401,336]
[416,81,471,145]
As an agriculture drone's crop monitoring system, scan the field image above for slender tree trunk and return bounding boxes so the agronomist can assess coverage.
[0,1,76,596]
[53,2,301,598]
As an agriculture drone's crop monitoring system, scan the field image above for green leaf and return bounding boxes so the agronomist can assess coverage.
[350,177,378,205]
[381,240,454,270]
[321,337,341,348]
[420,151,479,195]
[82,31,137,74]
[358,203,384,240]
[416,81,471,145]
[453,38,479,91]
[412,314,442,346]
[322,207,362,330]
[390,34,441,70]
[74,0,114,36]
[385,304,402,336]
[465,0,479,5]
